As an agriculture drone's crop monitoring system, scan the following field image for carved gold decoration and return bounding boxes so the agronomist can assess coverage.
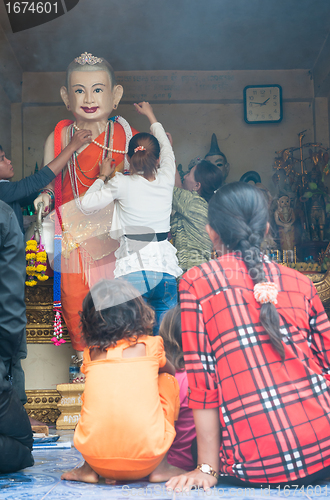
[312,269,330,311]
[25,282,53,305]
[25,390,61,424]
[25,279,71,343]
[56,383,84,430]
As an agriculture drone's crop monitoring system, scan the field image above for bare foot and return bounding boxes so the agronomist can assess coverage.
[61,461,99,483]
[149,456,187,482]
[105,478,116,485]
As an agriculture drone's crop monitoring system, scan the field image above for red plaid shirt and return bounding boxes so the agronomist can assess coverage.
[179,253,330,483]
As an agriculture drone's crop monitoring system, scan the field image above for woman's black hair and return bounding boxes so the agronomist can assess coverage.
[158,305,184,371]
[127,132,160,180]
[208,182,283,360]
[80,279,154,350]
[194,160,223,202]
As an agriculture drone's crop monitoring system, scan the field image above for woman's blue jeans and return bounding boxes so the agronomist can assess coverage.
[121,271,178,335]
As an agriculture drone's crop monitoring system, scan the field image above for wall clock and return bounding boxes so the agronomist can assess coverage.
[244,85,283,124]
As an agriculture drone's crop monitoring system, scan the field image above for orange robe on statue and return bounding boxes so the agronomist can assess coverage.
[55,120,137,350]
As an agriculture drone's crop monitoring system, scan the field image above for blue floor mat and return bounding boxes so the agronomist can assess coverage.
[1,437,330,499]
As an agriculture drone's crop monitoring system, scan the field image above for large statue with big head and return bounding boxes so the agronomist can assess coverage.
[34,53,137,356]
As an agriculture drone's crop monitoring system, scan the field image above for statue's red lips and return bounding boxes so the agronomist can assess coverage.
[81,107,98,113]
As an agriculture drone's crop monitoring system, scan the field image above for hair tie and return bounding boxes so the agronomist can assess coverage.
[254,282,278,305]
[134,146,146,154]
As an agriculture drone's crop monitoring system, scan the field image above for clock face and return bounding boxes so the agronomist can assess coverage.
[244,85,282,124]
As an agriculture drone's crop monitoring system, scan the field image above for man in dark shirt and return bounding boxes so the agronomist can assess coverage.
[0,127,91,232]
[0,201,34,471]
[0,129,91,408]
[0,200,27,402]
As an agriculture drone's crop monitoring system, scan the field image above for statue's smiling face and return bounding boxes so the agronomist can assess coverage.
[68,70,116,123]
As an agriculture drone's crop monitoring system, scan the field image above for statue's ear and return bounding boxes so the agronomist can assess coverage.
[113,85,124,108]
[60,86,70,108]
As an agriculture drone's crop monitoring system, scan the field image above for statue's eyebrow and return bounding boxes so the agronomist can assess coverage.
[72,84,85,88]
[92,83,106,87]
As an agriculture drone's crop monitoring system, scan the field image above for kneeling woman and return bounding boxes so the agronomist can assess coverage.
[168,182,330,489]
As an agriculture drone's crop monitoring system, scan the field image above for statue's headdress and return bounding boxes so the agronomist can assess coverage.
[206,133,226,158]
[74,52,103,66]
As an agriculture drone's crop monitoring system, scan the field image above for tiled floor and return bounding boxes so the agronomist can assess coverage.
[1,431,330,499]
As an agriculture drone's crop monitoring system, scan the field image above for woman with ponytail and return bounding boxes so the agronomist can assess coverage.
[167,182,330,489]
[82,102,181,333]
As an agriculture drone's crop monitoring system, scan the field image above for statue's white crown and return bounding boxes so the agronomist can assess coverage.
[74,52,103,66]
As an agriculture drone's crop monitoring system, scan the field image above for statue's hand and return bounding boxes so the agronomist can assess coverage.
[34,193,51,215]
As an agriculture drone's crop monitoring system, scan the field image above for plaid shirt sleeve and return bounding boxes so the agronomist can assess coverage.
[179,275,219,409]
[308,285,330,381]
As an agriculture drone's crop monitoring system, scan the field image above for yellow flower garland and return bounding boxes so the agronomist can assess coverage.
[25,239,49,286]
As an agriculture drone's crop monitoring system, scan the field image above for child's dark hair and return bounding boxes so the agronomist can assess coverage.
[80,279,154,349]
[208,182,283,360]
[158,306,184,371]
[194,160,223,202]
[127,133,160,180]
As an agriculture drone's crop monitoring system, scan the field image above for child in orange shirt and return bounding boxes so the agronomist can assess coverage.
[61,279,180,484]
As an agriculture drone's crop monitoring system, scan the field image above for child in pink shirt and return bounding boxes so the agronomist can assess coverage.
[150,306,196,481]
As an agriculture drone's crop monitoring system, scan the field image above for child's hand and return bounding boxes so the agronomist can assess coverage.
[134,102,157,125]
[99,156,116,180]
[71,129,92,150]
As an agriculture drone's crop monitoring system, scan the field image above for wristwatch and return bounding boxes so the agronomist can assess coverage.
[197,463,219,480]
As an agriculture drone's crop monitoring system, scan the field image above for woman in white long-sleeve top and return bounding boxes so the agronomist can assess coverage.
[81,102,182,333]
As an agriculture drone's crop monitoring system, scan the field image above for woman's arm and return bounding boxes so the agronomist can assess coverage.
[159,358,176,376]
[47,129,92,177]
[33,129,91,213]
[150,122,176,178]
[81,158,119,213]
[81,179,115,212]
[166,408,220,490]
[134,101,175,179]
[2,131,92,207]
